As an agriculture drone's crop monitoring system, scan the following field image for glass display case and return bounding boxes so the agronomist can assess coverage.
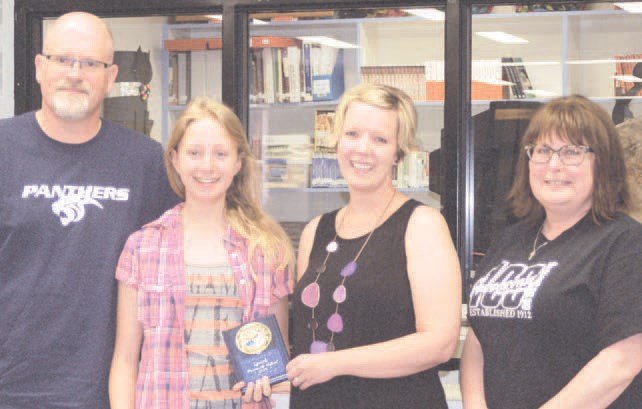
[161,21,223,141]
[246,9,446,224]
[470,2,642,259]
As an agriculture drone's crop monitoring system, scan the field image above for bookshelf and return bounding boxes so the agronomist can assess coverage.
[161,23,224,140]
[157,5,642,224]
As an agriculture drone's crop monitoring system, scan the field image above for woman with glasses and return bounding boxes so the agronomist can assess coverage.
[460,95,642,409]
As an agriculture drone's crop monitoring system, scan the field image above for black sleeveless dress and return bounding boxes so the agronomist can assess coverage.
[290,199,448,409]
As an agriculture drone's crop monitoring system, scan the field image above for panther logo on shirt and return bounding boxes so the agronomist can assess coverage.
[22,184,130,226]
[51,195,104,226]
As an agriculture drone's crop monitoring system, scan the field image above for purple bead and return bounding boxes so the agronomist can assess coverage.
[310,340,327,354]
[327,313,344,333]
[340,261,358,277]
[332,285,347,303]
[301,283,320,308]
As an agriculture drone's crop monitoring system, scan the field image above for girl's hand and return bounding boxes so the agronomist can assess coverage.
[232,376,274,404]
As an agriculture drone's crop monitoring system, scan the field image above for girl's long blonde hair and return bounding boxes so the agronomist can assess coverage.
[165,97,294,276]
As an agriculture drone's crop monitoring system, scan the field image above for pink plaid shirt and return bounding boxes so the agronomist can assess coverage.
[115,204,293,409]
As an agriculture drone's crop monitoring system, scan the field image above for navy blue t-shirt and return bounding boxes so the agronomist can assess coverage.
[0,112,179,408]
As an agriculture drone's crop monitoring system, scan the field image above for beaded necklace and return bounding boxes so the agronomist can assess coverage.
[300,191,397,354]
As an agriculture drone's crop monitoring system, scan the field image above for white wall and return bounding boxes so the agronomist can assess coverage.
[0,0,14,118]
[104,16,169,142]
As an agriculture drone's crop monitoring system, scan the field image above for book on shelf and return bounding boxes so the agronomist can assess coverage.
[263,133,312,189]
[471,59,503,100]
[501,57,522,99]
[425,59,503,101]
[394,151,430,188]
[310,151,346,188]
[310,46,345,101]
[512,57,534,98]
[168,52,191,106]
[501,57,534,99]
[614,53,642,96]
[360,65,426,102]
[302,42,313,101]
[313,109,336,151]
[249,37,345,104]
[168,53,178,105]
[424,60,445,101]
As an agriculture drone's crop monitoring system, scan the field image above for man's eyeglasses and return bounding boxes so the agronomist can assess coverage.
[43,54,112,71]
[525,144,594,166]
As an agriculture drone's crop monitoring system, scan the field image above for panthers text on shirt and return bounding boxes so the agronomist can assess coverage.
[21,184,130,226]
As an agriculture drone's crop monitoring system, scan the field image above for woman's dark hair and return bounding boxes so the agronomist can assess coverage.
[507,95,629,225]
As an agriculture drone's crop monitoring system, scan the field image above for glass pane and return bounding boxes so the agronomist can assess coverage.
[470,2,642,268]
[42,14,223,143]
[248,8,445,231]
[160,17,223,143]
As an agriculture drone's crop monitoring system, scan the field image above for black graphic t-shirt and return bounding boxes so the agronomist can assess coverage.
[468,213,642,409]
[0,112,179,408]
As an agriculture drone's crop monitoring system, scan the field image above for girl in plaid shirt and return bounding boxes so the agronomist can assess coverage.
[109,97,294,409]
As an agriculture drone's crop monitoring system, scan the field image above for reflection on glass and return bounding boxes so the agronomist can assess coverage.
[248,8,444,223]
[471,2,642,265]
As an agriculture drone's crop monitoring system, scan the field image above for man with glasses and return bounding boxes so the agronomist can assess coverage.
[0,12,178,408]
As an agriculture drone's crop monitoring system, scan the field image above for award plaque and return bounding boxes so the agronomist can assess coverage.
[223,314,289,388]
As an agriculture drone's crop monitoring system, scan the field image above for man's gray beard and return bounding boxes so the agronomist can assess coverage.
[52,93,90,120]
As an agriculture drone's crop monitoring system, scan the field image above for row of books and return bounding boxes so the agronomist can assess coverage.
[361,66,426,102]
[250,42,345,104]
[501,57,534,99]
[394,151,430,189]
[263,133,312,188]
[266,151,431,189]
[168,40,533,106]
[264,145,431,189]
[614,53,642,96]
[362,60,525,102]
[165,36,346,106]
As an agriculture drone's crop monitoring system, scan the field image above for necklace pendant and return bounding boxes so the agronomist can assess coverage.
[326,240,338,253]
[327,313,344,333]
[528,250,536,261]
[340,261,358,277]
[310,340,327,354]
[301,282,320,308]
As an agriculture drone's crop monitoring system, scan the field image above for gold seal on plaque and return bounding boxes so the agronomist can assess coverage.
[236,322,272,355]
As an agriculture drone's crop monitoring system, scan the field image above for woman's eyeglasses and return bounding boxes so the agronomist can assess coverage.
[525,144,594,166]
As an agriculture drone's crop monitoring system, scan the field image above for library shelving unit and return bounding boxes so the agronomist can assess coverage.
[159,6,642,224]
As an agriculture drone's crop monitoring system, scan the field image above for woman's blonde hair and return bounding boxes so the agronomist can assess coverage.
[333,83,418,161]
[165,97,294,276]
